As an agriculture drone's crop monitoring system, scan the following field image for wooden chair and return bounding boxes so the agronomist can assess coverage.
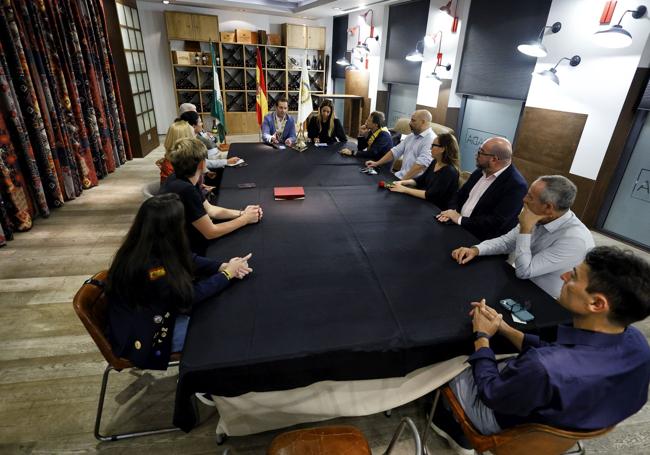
[423,385,612,455]
[72,270,181,441]
[267,417,422,455]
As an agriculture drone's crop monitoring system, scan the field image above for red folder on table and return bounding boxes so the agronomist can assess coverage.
[274,186,305,200]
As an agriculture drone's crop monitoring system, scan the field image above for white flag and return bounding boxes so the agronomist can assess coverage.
[297,55,313,124]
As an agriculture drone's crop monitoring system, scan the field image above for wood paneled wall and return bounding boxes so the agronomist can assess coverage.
[512,107,594,219]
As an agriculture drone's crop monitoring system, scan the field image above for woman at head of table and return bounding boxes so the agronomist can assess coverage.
[307,98,347,145]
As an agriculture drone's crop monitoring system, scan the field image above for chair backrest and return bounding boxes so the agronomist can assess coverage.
[390,117,455,137]
[142,181,160,199]
[459,171,472,187]
[72,271,132,371]
[441,386,612,455]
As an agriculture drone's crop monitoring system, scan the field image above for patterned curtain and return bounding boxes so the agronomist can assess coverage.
[0,0,131,247]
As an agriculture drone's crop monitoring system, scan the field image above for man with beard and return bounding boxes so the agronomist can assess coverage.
[364,110,435,180]
[437,137,527,241]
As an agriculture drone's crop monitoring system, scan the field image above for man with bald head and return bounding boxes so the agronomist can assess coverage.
[437,137,527,240]
[365,110,434,180]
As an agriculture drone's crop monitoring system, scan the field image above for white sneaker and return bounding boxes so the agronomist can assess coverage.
[195,392,216,407]
[430,420,476,455]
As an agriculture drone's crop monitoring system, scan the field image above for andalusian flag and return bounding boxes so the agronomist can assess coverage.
[297,54,313,125]
[255,48,268,126]
[210,42,227,142]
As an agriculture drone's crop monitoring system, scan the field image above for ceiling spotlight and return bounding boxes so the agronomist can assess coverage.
[533,55,581,86]
[593,5,647,48]
[162,0,170,4]
[517,21,561,58]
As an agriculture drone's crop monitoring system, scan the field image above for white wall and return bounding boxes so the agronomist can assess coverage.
[525,0,650,180]
[416,0,463,108]
[136,1,332,134]
[342,6,386,112]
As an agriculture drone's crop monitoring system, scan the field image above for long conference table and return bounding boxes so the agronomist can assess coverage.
[172,142,570,433]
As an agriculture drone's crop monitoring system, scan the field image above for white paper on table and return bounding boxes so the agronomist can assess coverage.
[511,313,527,324]
[226,158,245,167]
[315,143,328,147]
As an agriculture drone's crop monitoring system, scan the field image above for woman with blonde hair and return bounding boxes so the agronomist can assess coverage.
[389,132,460,210]
[307,98,347,144]
[156,120,195,183]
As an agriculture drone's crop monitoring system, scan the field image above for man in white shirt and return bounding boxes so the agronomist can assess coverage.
[451,175,594,298]
[365,110,435,180]
[437,137,527,240]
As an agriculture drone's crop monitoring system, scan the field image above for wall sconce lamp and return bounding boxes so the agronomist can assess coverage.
[593,4,647,48]
[428,63,452,84]
[533,55,581,86]
[358,9,375,38]
[517,22,562,57]
[405,40,424,62]
[356,35,380,54]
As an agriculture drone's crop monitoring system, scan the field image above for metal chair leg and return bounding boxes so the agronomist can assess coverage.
[564,441,585,455]
[420,389,440,455]
[94,362,181,441]
[383,417,423,455]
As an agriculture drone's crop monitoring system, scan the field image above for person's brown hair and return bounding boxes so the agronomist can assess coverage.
[169,137,207,178]
[435,133,460,172]
[276,94,289,105]
[317,99,335,137]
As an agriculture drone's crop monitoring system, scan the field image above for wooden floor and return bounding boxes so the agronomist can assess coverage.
[1,138,649,454]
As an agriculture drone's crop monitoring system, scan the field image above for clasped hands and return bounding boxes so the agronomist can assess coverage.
[220,253,253,279]
[271,134,293,146]
[470,298,504,338]
[436,209,461,224]
[241,205,263,224]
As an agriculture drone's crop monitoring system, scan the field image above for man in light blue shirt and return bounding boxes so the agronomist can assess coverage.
[451,175,594,298]
[365,110,435,180]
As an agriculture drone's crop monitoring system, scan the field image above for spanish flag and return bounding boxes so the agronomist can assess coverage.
[255,48,268,126]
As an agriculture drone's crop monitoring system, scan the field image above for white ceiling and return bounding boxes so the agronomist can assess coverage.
[143,0,396,19]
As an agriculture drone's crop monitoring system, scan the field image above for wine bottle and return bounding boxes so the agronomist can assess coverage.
[318,57,323,70]
[306,57,311,69]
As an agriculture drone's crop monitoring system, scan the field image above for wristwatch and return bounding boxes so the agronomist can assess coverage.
[473,331,491,341]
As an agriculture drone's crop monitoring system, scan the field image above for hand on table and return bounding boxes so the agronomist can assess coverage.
[313,138,320,144]
[241,205,263,224]
[271,135,279,144]
[224,253,253,279]
[388,181,407,193]
[365,160,378,168]
[436,209,460,224]
[451,246,479,265]
[285,138,293,147]
[227,156,241,165]
[339,148,353,156]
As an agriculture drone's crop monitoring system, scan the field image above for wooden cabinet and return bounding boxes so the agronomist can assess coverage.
[165,12,219,41]
[283,24,306,48]
[283,24,325,50]
[307,26,325,50]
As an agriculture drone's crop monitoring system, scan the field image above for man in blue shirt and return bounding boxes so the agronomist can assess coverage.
[432,246,650,454]
[261,95,296,147]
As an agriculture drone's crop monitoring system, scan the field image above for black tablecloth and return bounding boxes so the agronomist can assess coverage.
[173,143,570,431]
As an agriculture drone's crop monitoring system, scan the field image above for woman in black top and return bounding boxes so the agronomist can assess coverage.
[389,132,460,210]
[106,193,252,369]
[307,99,347,144]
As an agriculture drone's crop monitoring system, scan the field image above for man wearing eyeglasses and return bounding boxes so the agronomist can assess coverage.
[430,246,650,454]
[450,175,594,298]
[436,137,527,240]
